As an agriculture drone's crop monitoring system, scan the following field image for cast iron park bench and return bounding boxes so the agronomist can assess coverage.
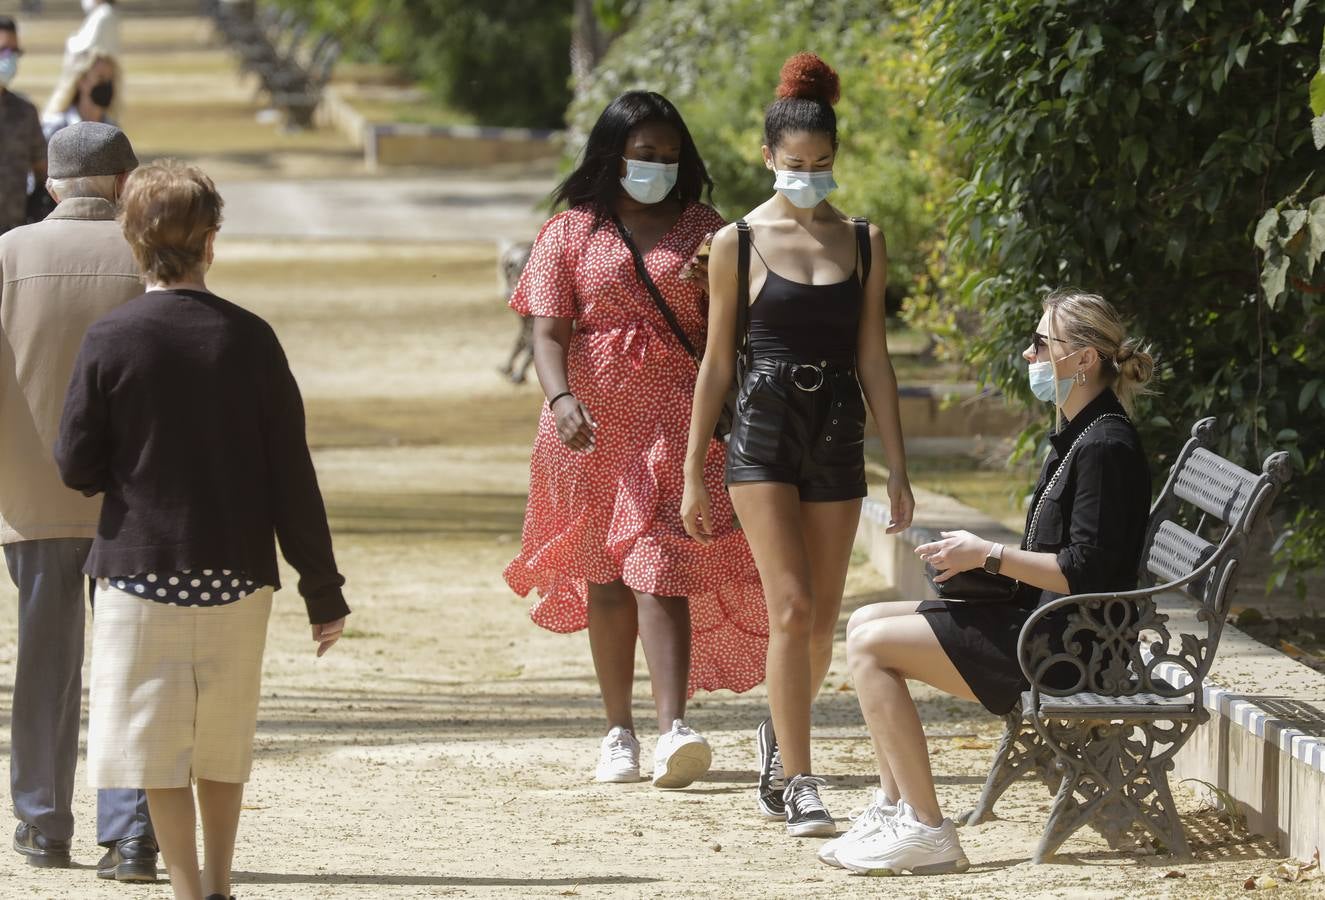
[206,2,342,130]
[266,32,342,129]
[956,417,1292,862]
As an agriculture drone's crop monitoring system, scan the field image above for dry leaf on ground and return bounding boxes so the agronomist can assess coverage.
[1274,848,1320,883]
[956,739,993,750]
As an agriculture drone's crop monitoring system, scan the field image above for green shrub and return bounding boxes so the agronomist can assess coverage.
[929,0,1325,590]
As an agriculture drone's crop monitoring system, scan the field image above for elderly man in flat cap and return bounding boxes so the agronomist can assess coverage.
[0,121,156,883]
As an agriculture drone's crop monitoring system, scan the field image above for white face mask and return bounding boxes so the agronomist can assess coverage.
[773,169,837,209]
[0,54,16,87]
[620,158,679,205]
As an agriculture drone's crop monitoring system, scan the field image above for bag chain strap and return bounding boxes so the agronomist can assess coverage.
[1022,413,1130,551]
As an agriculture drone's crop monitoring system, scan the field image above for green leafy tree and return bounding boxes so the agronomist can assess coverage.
[929,0,1325,591]
[1253,29,1325,589]
[273,0,573,128]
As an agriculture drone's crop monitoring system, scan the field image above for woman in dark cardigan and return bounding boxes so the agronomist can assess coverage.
[821,289,1156,877]
[56,160,349,900]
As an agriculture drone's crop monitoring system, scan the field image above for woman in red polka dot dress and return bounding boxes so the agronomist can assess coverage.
[505,91,767,788]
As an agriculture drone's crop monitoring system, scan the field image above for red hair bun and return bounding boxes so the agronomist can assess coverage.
[776,52,840,105]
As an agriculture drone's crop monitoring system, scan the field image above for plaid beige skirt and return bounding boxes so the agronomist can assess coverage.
[88,580,273,789]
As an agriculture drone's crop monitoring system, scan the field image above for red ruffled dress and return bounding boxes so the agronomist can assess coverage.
[504,202,768,695]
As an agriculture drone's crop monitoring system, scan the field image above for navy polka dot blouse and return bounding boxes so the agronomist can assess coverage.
[112,568,265,607]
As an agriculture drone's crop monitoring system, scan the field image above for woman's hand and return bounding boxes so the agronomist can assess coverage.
[312,616,347,657]
[915,530,995,583]
[681,472,715,544]
[552,394,597,452]
[885,472,915,534]
[680,231,715,283]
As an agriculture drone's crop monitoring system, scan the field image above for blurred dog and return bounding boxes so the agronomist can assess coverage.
[497,240,534,384]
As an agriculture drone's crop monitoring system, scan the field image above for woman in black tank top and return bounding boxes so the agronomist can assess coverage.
[681,53,914,837]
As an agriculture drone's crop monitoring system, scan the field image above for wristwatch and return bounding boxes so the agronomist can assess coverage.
[983,542,1005,575]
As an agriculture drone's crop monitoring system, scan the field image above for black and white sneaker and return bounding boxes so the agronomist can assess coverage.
[755,717,785,819]
[784,774,836,837]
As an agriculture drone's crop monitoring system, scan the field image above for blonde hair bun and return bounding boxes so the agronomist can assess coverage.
[1116,339,1155,387]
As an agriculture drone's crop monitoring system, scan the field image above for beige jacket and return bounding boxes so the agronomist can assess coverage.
[0,197,142,544]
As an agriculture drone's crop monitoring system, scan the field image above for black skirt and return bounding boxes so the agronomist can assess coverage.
[919,588,1078,716]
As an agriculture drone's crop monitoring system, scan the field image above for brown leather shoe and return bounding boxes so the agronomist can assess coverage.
[13,822,71,868]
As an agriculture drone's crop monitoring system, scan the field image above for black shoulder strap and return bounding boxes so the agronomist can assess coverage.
[611,215,699,360]
[735,220,752,361]
[852,216,871,283]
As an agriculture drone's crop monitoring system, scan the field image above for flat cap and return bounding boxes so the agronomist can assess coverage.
[48,122,138,179]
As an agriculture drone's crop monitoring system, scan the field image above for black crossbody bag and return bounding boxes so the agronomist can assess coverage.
[613,216,741,441]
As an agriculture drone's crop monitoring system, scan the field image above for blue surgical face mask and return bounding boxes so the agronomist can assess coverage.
[620,158,678,205]
[0,55,18,87]
[773,169,837,209]
[1028,351,1081,405]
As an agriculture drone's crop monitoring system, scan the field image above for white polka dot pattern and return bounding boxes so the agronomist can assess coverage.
[505,203,769,696]
[113,568,265,608]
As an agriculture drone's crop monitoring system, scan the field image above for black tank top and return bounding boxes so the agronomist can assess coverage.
[743,220,870,362]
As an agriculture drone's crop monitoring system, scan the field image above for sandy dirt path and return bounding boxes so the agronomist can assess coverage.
[0,13,1314,900]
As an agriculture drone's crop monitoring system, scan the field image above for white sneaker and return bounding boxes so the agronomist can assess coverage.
[817,791,901,867]
[652,720,712,789]
[835,806,970,876]
[595,726,641,783]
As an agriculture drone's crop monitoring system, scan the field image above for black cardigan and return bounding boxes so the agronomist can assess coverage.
[55,289,349,624]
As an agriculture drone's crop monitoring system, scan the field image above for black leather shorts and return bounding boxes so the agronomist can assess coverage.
[724,358,868,502]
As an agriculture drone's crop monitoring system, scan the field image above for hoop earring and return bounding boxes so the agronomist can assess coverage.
[1075,371,1087,386]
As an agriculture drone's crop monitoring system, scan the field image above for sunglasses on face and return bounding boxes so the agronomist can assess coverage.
[1030,331,1066,354]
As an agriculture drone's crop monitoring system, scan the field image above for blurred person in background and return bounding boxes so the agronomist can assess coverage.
[0,121,157,883]
[46,1,122,138]
[26,51,121,223]
[66,0,121,61]
[44,51,121,137]
[0,16,47,235]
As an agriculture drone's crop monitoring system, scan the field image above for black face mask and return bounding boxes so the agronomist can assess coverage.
[88,80,114,109]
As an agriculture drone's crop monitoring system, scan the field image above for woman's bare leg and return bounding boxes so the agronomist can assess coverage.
[587,580,639,733]
[730,483,816,777]
[847,613,977,825]
[845,599,924,636]
[634,591,690,732]
[799,498,863,700]
[843,599,923,796]
[196,779,243,899]
[145,787,201,900]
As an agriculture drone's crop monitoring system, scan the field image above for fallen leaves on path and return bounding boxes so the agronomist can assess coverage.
[1243,848,1320,890]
